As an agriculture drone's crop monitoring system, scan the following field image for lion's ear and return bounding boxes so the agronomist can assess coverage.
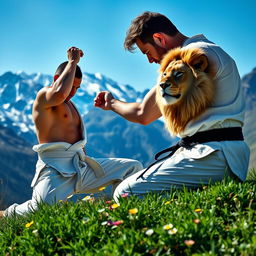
[188,53,209,72]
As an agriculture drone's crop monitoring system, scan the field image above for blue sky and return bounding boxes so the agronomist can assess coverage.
[0,0,255,91]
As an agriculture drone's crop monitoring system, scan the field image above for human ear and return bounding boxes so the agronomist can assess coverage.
[53,75,59,81]
[153,33,165,47]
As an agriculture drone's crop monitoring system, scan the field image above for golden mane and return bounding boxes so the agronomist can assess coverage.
[156,47,215,136]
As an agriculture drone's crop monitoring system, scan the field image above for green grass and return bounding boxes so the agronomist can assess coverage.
[0,178,255,255]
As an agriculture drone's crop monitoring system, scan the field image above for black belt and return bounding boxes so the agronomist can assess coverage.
[136,127,244,180]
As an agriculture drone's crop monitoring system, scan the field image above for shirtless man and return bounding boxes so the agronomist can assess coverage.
[0,47,142,217]
[34,47,84,145]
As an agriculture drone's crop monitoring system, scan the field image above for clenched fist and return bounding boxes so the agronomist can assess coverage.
[67,47,84,64]
[94,91,115,110]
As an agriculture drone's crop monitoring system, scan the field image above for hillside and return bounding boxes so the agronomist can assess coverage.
[0,179,255,255]
[0,67,255,209]
[0,125,36,208]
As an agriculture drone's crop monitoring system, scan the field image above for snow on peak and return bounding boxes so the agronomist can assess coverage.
[106,83,126,101]
[3,103,10,109]
[16,71,26,76]
[33,72,52,86]
[95,73,102,80]
[34,72,43,80]
[87,83,101,95]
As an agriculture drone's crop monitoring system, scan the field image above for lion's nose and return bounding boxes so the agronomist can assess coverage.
[159,83,170,89]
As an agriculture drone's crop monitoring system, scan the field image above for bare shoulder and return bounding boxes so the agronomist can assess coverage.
[32,87,56,131]
[33,87,49,109]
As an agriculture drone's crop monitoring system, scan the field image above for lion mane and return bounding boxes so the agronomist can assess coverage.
[156,47,215,136]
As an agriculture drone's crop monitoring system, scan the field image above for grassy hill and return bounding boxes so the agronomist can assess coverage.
[0,178,255,255]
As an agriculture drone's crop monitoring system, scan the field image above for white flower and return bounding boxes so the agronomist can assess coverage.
[145,229,154,236]
[97,208,105,213]
[32,229,39,236]
[163,224,173,230]
[168,228,178,235]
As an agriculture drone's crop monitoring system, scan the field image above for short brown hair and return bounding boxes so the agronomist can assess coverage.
[55,61,82,79]
[124,11,178,52]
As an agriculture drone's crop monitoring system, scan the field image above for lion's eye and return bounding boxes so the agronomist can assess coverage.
[173,71,183,81]
[163,72,167,77]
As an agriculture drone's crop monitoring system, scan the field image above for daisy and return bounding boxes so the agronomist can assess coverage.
[168,228,178,235]
[145,229,154,236]
[163,224,173,230]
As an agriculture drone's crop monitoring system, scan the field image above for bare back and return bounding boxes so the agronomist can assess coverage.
[33,87,83,144]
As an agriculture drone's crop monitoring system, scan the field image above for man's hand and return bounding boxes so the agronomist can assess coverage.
[94,91,115,110]
[67,46,84,64]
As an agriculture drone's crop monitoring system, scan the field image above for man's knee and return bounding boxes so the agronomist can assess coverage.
[133,160,143,172]
[32,186,56,205]
[113,182,126,202]
[113,176,136,202]
[126,160,143,177]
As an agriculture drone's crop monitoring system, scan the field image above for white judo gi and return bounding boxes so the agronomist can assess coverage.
[4,105,143,216]
[113,35,250,200]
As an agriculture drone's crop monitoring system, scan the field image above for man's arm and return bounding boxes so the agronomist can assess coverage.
[94,86,162,125]
[37,47,83,108]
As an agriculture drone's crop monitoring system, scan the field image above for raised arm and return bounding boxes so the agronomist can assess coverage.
[36,47,83,109]
[94,86,162,125]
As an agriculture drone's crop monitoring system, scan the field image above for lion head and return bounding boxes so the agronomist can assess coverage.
[156,47,215,136]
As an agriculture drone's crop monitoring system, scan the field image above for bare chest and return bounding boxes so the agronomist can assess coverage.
[52,102,81,126]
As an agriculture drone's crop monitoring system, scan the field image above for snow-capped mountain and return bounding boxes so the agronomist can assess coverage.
[0,71,149,145]
[0,71,172,208]
[1,68,255,209]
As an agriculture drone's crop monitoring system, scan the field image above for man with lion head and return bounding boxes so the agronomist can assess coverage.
[94,11,250,199]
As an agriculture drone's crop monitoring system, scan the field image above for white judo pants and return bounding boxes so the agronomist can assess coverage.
[4,158,143,216]
[113,148,235,202]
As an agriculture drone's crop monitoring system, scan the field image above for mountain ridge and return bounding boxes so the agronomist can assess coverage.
[0,68,255,208]
[0,70,173,208]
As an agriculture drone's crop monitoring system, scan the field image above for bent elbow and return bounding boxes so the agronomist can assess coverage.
[136,108,161,125]
[137,115,153,125]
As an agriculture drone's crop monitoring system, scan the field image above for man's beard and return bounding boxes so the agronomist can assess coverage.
[152,42,168,62]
